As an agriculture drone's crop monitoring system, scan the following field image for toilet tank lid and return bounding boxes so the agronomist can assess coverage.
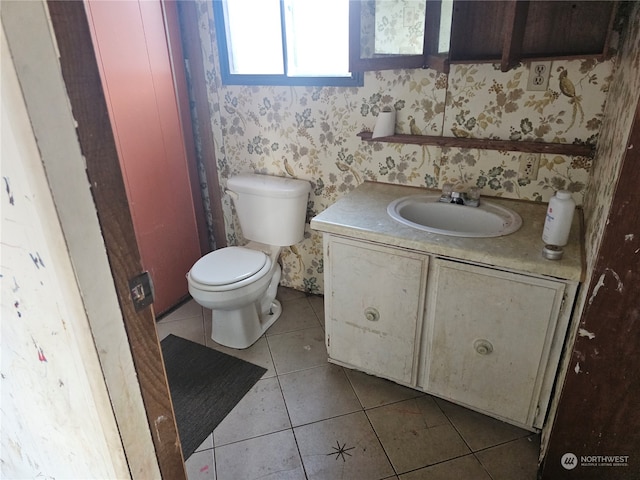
[227,173,310,198]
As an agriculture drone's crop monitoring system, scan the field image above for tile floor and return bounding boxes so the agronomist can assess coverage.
[156,287,541,480]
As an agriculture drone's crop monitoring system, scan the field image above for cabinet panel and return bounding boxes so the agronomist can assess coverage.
[326,237,428,385]
[522,1,616,58]
[449,1,507,61]
[424,259,565,427]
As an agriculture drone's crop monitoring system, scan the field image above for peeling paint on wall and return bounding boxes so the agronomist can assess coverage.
[578,328,596,340]
[587,268,624,305]
[606,268,624,293]
[588,273,606,305]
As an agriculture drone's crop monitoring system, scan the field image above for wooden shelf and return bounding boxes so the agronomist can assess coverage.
[357,131,595,157]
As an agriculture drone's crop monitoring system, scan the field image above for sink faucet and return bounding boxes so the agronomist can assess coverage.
[439,184,480,207]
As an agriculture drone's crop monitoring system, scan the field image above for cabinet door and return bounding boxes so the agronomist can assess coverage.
[326,237,428,385]
[424,258,565,427]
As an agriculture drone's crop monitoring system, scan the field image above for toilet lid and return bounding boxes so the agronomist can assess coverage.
[189,247,268,286]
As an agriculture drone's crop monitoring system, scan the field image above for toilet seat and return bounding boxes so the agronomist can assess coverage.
[188,247,271,292]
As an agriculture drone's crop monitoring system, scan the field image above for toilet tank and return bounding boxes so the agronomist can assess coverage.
[227,173,311,246]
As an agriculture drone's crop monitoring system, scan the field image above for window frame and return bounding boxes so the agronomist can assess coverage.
[212,0,364,87]
[348,0,449,74]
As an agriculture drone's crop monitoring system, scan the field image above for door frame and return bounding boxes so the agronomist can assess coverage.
[174,0,227,250]
[46,1,186,477]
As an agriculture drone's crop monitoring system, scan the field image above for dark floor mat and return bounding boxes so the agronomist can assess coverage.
[160,334,267,458]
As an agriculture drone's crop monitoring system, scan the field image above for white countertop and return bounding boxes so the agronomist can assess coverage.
[310,182,584,282]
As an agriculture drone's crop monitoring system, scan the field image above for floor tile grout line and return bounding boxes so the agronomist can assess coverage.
[432,400,534,480]
[435,400,535,454]
[271,356,330,378]
[212,425,293,449]
[157,313,205,325]
[433,398,476,454]
[397,452,479,478]
[472,432,538,453]
[342,368,368,410]
[265,323,323,338]
[342,368,403,477]
[265,323,310,479]
[265,319,324,339]
[473,451,497,480]
[360,407,399,477]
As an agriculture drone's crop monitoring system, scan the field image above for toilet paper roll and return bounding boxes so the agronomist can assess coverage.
[372,107,396,138]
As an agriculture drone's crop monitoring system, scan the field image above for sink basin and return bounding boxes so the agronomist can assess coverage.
[387,194,522,237]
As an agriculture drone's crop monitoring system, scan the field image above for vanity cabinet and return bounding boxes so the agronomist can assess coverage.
[311,181,583,431]
[325,236,429,385]
[422,259,570,428]
[322,233,577,430]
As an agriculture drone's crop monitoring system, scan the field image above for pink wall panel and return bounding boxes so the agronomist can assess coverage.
[86,0,201,313]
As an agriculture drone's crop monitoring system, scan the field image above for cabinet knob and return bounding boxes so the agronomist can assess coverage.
[364,307,380,322]
[474,339,493,355]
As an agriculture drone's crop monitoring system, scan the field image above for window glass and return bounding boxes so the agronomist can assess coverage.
[214,0,362,86]
[223,0,284,75]
[283,0,350,77]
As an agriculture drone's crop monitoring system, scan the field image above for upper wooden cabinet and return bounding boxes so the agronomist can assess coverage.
[350,0,618,73]
[450,1,618,71]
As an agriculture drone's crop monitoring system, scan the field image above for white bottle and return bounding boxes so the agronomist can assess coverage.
[542,190,576,246]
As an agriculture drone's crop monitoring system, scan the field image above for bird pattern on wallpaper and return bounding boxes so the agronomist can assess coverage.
[557,66,585,131]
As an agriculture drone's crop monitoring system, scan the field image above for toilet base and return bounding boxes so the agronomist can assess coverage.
[210,299,282,349]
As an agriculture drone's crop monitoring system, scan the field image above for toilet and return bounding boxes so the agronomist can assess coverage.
[187,173,311,349]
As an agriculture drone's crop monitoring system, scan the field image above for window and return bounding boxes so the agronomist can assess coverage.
[213,0,363,86]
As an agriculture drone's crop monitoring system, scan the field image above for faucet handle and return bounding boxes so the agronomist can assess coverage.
[465,187,480,207]
[439,183,454,203]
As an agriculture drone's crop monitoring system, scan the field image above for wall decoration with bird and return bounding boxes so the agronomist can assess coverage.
[557,66,584,131]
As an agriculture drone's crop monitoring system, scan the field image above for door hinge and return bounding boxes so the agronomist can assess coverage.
[129,271,154,312]
[327,335,330,348]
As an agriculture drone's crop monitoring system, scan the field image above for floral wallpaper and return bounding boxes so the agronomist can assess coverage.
[193,0,616,294]
[373,0,425,55]
[583,3,640,271]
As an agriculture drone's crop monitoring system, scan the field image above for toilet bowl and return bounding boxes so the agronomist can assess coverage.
[186,173,311,349]
[188,243,283,349]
